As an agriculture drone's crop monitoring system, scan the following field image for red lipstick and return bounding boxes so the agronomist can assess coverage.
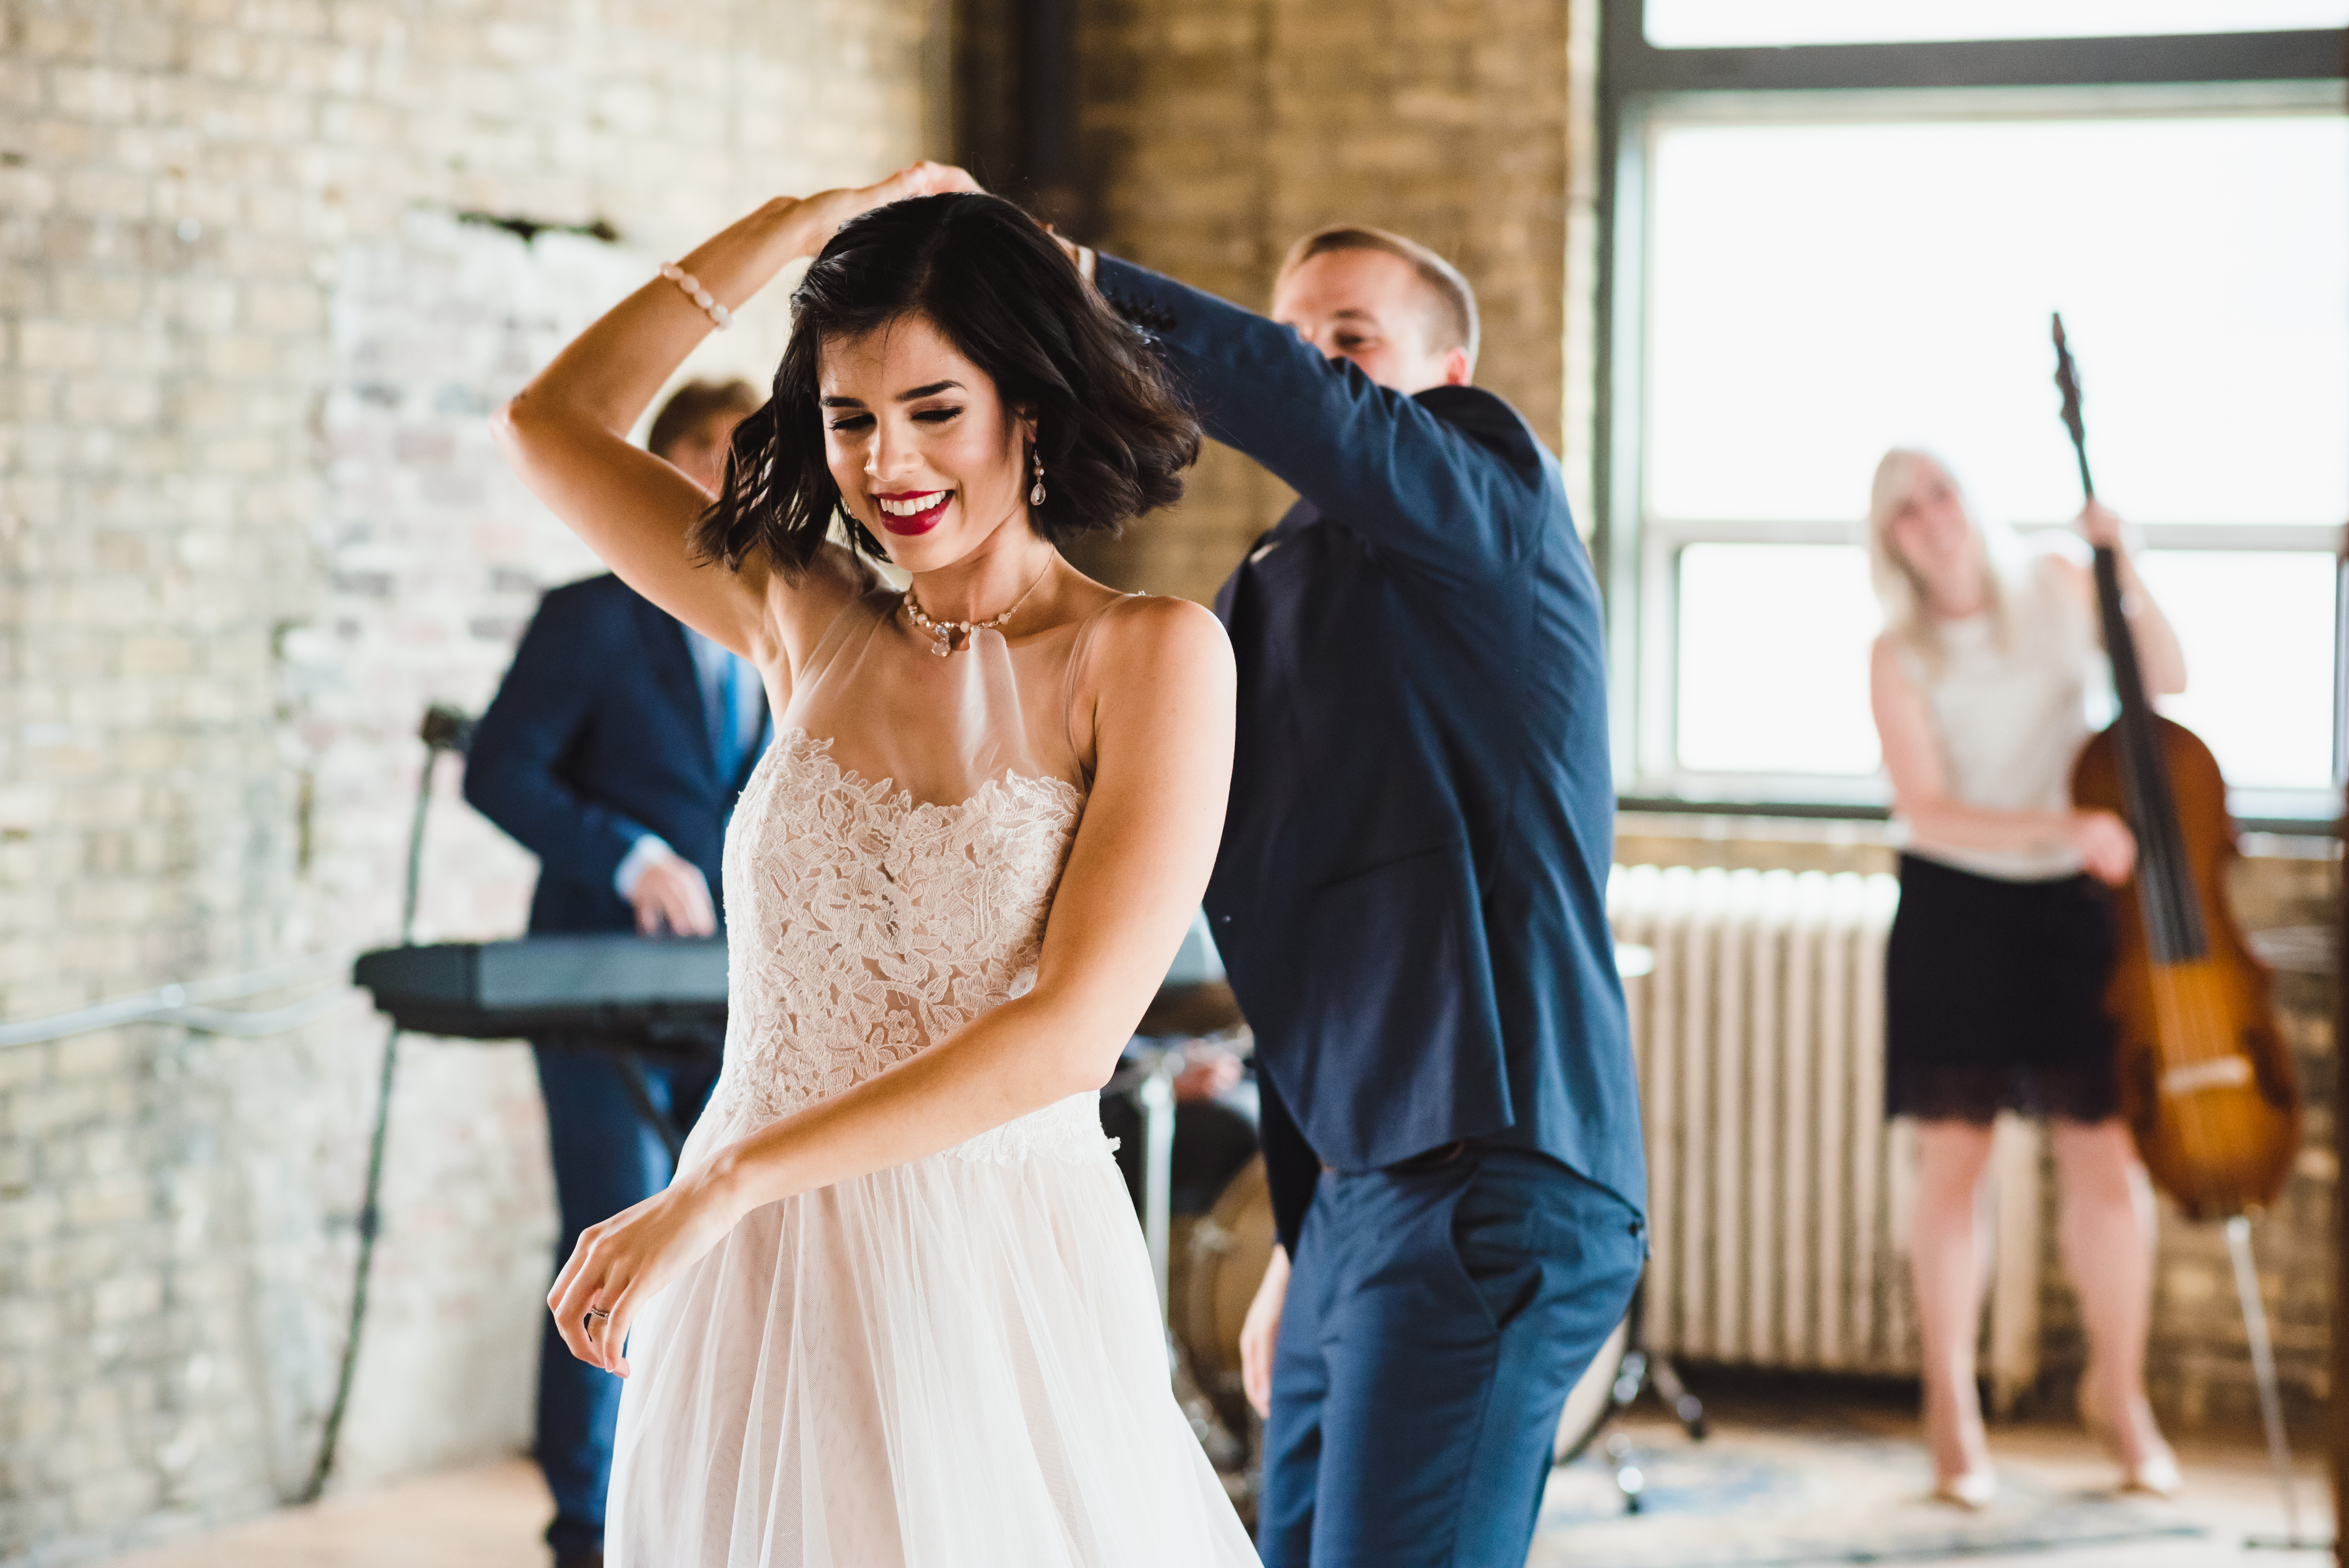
[873,489,950,538]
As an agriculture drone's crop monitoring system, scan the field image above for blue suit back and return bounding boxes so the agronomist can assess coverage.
[1097,258,1646,1248]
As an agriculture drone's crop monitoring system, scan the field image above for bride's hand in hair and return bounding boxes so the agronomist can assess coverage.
[909,162,984,195]
[787,161,984,253]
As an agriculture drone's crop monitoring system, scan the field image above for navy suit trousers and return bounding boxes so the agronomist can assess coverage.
[1260,1148,1644,1568]
[532,1040,719,1557]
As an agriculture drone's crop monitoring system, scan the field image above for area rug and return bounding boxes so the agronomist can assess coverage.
[1529,1423,2205,1566]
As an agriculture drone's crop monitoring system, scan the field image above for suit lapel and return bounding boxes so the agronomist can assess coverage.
[1240,501,1318,647]
[1215,500,1318,629]
[1218,502,1315,864]
[1256,498,1316,554]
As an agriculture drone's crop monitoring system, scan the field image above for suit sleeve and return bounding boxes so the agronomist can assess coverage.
[1095,254,1549,587]
[1256,1068,1322,1257]
[462,588,650,892]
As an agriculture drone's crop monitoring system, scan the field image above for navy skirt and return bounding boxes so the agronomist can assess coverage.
[1885,852,2122,1125]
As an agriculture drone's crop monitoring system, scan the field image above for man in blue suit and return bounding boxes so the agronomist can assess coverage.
[1087,230,1647,1566]
[463,381,768,1568]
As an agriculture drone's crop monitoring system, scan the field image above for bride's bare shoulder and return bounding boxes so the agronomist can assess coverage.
[1064,593,1232,781]
[1088,593,1234,691]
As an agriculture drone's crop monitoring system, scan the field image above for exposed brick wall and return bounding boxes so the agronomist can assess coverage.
[0,0,927,1558]
[1062,0,1574,606]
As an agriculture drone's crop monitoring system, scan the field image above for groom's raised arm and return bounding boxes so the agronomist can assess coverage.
[1094,254,1555,587]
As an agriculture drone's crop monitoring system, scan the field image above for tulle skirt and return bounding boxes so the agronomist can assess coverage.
[606,1094,1260,1567]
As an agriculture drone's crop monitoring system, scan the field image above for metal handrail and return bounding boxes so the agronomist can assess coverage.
[0,949,359,1050]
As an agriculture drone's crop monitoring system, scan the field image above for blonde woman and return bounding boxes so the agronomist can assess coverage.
[1866,449,2186,1506]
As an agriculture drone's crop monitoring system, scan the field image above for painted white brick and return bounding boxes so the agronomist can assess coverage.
[0,1,927,1558]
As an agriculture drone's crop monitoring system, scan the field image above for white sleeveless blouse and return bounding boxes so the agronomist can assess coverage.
[1900,554,2099,883]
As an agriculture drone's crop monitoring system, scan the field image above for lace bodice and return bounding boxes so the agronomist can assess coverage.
[693,586,1124,1164]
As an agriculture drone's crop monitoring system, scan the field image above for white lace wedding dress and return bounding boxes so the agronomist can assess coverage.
[606,583,1258,1567]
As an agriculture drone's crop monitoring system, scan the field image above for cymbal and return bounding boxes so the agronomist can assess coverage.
[1137,979,1246,1040]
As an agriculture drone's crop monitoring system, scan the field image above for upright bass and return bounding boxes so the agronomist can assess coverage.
[2053,314,2301,1222]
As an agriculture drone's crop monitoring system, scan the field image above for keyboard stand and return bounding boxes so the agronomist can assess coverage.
[609,1048,688,1164]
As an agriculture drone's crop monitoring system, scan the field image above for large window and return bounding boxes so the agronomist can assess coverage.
[1597,2,2349,823]
[1645,1,2349,49]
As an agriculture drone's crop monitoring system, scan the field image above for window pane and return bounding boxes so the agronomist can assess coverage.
[1646,114,2349,529]
[1648,1,2349,48]
[1674,545,2342,789]
[2134,551,2338,790]
[1676,544,1882,775]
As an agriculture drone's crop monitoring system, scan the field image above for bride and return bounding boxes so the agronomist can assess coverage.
[494,165,1255,1566]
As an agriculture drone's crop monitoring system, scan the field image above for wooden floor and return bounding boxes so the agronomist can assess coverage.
[102,1464,555,1568]
[1937,1425,2332,1566]
[98,1407,2331,1568]
[1539,1398,2334,1568]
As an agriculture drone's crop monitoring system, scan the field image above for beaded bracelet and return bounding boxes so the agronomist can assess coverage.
[658,262,733,330]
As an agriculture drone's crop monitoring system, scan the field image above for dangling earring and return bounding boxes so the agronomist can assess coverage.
[1029,449,1047,507]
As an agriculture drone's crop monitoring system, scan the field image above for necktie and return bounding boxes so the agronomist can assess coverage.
[713,655,743,784]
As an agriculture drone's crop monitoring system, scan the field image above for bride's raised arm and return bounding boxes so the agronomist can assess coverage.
[491,163,961,668]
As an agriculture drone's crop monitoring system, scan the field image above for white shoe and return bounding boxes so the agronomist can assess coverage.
[2079,1368,2182,1498]
[2121,1451,2183,1499]
[1931,1469,1998,1510]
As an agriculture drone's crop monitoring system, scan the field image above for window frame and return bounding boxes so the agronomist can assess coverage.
[1593,0,2349,829]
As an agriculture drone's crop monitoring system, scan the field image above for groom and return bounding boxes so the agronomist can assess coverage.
[1085,227,1648,1565]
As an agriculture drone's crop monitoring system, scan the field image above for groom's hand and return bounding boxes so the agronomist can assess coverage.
[1240,1244,1290,1417]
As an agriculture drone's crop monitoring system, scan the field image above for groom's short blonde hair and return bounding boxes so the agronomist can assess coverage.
[1275,225,1481,372]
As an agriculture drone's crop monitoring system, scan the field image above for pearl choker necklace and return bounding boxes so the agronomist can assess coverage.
[904,567,1052,657]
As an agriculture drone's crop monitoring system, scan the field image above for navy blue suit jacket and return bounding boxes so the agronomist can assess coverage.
[464,573,767,936]
[1097,256,1646,1250]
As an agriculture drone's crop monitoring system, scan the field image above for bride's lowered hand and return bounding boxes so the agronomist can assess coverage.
[547,1164,743,1375]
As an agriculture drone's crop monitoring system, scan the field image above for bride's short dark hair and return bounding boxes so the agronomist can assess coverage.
[693,192,1201,575]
